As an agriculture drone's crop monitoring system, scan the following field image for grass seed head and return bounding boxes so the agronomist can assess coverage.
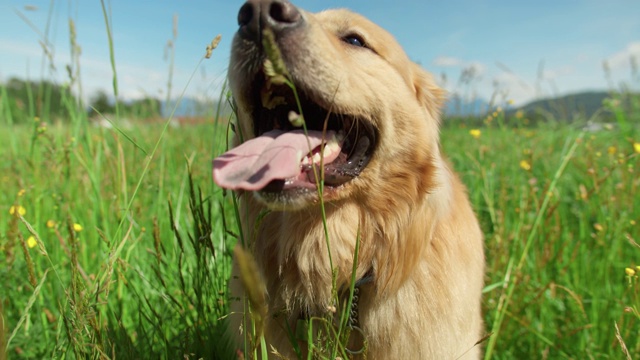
[234,245,268,337]
[18,234,38,287]
[262,28,289,84]
[288,111,304,127]
[205,34,222,59]
[263,59,288,86]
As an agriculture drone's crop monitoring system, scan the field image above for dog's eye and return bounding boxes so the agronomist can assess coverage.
[343,34,366,48]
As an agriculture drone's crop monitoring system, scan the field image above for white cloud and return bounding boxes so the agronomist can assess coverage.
[432,56,464,67]
[491,72,536,106]
[432,56,487,78]
[542,65,575,80]
[0,38,46,59]
[605,41,640,70]
[432,56,537,105]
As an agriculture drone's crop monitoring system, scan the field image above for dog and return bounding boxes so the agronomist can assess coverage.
[213,0,485,358]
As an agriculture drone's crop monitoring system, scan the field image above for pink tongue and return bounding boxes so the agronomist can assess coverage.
[213,129,336,191]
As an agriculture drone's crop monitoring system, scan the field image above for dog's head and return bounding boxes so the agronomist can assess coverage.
[214,0,445,210]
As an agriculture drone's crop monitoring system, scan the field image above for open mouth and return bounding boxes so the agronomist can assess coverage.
[213,71,376,195]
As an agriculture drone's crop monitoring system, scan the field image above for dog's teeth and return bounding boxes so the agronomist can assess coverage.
[301,132,342,166]
[323,133,342,156]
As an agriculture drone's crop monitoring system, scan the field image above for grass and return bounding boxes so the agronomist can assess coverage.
[2,115,639,358]
[450,118,640,358]
[2,2,640,358]
[1,120,237,358]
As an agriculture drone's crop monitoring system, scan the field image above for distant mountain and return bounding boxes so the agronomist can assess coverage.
[510,91,613,122]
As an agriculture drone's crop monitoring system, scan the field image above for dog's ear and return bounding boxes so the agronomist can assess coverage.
[412,64,446,121]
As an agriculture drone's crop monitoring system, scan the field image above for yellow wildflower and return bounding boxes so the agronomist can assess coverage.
[9,205,26,216]
[515,110,524,119]
[18,189,26,197]
[73,223,83,232]
[507,99,514,105]
[46,220,56,228]
[520,160,531,171]
[634,142,640,154]
[593,223,603,232]
[607,146,616,155]
[27,236,37,249]
[469,129,481,139]
[626,267,636,276]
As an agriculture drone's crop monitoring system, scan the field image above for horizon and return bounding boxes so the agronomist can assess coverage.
[1,1,638,108]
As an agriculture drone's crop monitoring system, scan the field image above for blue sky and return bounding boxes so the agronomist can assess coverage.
[1,0,638,106]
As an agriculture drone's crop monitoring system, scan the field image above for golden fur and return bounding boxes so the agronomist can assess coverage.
[226,2,485,359]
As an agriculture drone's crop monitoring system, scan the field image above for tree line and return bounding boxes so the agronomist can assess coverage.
[1,78,161,124]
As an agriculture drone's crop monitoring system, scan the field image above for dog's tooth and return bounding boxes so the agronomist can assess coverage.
[300,132,341,167]
[314,132,340,165]
[324,133,341,152]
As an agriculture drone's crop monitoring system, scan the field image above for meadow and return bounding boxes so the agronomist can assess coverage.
[2,5,640,359]
[2,102,639,359]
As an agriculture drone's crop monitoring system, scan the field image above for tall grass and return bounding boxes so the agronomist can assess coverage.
[1,2,640,359]
[2,2,235,358]
[3,116,639,359]
[451,113,640,358]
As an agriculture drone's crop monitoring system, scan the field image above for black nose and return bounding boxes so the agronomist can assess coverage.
[237,0,302,40]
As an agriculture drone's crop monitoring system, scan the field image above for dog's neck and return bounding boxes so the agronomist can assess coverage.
[243,195,447,316]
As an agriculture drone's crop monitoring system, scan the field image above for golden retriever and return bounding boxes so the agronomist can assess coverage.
[213,0,485,358]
